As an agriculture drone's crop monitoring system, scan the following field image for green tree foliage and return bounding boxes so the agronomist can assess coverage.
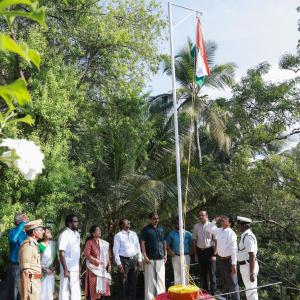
[0,2,171,281]
[0,0,47,271]
[229,62,299,153]
[211,64,300,293]
[279,6,300,73]
[0,0,166,228]
[81,85,155,228]
[0,0,45,136]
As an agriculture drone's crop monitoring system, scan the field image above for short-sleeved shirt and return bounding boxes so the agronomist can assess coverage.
[192,222,214,249]
[166,230,192,255]
[237,229,257,261]
[140,224,165,260]
[58,228,80,271]
[19,237,41,274]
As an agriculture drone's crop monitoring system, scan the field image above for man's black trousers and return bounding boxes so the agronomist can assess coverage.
[196,247,217,295]
[119,256,139,300]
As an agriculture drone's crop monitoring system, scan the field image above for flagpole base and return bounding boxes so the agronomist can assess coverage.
[169,285,201,300]
[155,285,215,300]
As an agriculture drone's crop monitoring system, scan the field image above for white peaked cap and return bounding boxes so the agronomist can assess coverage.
[237,216,252,223]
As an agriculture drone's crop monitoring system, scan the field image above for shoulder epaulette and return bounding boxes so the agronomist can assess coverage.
[19,239,30,249]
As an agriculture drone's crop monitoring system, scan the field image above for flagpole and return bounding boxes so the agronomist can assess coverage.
[168,0,186,287]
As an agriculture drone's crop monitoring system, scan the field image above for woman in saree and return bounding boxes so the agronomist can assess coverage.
[84,225,111,300]
[38,227,57,300]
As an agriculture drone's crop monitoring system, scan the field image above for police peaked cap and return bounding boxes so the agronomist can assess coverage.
[236,216,252,224]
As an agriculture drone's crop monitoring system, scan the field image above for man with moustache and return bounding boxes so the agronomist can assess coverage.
[192,210,217,295]
[113,218,142,300]
[58,214,81,300]
[19,220,44,300]
[237,216,259,300]
[206,215,240,300]
[141,212,167,300]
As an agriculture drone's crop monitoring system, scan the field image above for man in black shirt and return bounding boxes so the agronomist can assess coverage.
[141,212,167,300]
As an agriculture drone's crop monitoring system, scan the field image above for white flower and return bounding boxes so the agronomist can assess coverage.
[0,138,45,180]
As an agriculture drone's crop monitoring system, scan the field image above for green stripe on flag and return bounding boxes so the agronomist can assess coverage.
[191,46,205,87]
[195,76,205,87]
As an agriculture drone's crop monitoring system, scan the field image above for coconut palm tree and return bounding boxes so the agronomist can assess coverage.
[163,38,236,165]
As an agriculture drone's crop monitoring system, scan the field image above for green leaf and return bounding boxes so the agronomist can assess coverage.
[0,0,33,10]
[0,7,47,28]
[0,78,31,108]
[0,33,28,62]
[5,15,16,27]
[0,33,41,68]
[7,114,34,125]
[27,7,47,28]
[28,49,41,69]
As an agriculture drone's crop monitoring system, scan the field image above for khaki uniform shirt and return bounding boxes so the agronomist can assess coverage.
[19,237,41,274]
[19,237,42,300]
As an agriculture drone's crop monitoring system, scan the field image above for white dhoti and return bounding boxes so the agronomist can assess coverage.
[144,259,165,300]
[171,255,191,285]
[59,271,81,300]
[240,262,259,300]
[41,273,55,300]
[40,240,56,300]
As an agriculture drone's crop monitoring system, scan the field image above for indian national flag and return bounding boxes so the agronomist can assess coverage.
[194,17,210,87]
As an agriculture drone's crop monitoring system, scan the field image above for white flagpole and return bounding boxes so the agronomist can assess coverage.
[168,0,186,286]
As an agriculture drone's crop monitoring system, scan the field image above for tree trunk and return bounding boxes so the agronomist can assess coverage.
[194,119,202,165]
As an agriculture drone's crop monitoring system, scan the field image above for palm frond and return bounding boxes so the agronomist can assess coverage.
[205,63,237,90]
[204,40,217,67]
[204,107,231,154]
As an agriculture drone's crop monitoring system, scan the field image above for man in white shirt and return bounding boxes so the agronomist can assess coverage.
[237,216,259,300]
[192,210,217,295]
[113,219,142,300]
[58,214,81,300]
[206,215,240,300]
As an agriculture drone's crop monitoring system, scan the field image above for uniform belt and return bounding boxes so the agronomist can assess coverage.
[238,259,257,265]
[120,255,138,260]
[29,273,42,279]
[219,256,231,260]
[175,253,190,256]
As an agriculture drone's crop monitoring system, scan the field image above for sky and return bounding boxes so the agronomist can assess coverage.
[148,0,299,97]
[148,0,300,150]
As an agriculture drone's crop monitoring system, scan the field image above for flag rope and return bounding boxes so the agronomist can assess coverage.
[183,17,209,285]
[183,19,199,286]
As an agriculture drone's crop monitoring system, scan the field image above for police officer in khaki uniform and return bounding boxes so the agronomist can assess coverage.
[19,220,44,300]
